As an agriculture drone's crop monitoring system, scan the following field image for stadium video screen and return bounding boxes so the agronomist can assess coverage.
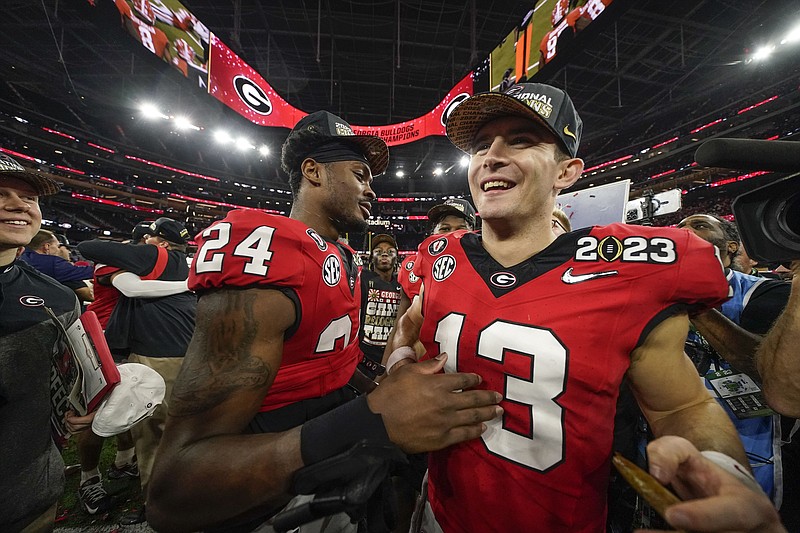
[490,0,614,90]
[112,0,210,86]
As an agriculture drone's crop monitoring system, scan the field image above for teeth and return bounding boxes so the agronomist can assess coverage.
[482,180,511,192]
[4,220,28,225]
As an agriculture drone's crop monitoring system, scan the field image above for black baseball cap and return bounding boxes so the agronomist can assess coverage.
[427,198,477,228]
[131,220,153,242]
[282,111,389,175]
[148,217,189,245]
[0,153,61,196]
[446,82,582,158]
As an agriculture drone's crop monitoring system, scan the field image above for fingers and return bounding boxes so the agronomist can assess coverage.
[645,435,698,485]
[64,411,96,434]
[405,352,446,374]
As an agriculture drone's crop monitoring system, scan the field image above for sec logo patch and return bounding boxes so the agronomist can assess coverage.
[432,255,456,282]
[322,254,341,287]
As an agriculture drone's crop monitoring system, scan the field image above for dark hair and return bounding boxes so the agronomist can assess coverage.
[710,214,740,243]
[281,127,331,195]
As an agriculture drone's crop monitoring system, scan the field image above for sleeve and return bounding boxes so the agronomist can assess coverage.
[189,211,306,292]
[111,272,189,298]
[77,241,159,276]
[739,280,791,334]
[397,254,420,299]
[671,230,732,312]
[50,256,94,282]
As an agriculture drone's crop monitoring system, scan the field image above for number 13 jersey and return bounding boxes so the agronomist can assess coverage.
[189,210,362,412]
[412,223,730,533]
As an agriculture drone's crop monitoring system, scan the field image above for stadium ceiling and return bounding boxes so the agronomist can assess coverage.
[0,0,797,194]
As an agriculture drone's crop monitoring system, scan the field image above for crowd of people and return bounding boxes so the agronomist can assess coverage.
[1,81,799,533]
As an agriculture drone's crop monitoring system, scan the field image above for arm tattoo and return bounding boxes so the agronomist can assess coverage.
[170,290,275,417]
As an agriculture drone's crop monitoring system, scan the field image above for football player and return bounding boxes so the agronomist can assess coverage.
[386,83,782,533]
[146,111,502,532]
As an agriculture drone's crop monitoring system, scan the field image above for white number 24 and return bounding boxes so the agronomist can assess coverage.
[194,222,276,276]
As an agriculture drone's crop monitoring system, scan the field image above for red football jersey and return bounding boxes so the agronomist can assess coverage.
[413,223,730,533]
[190,211,362,411]
[397,253,422,300]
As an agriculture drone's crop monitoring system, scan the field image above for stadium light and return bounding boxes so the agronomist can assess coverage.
[752,45,775,61]
[433,167,443,176]
[174,116,199,131]
[258,145,270,156]
[395,170,405,178]
[236,137,255,151]
[782,24,800,44]
[459,156,469,167]
[140,103,167,120]
[214,130,232,144]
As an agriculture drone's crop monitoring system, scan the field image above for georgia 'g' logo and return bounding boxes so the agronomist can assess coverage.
[441,93,470,126]
[233,75,272,115]
[322,254,341,287]
[428,237,448,256]
[490,271,517,288]
[404,260,415,271]
[306,228,328,251]
[19,295,45,307]
[432,255,456,282]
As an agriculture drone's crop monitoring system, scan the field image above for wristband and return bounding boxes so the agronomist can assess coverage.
[300,395,394,466]
[386,346,416,374]
[700,450,764,494]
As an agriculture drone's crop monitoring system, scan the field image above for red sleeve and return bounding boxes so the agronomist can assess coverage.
[189,210,307,292]
[398,253,421,299]
[671,229,732,312]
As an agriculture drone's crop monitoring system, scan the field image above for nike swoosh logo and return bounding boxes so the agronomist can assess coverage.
[563,125,577,140]
[561,267,619,284]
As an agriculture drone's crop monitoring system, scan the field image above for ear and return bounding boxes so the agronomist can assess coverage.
[727,240,739,256]
[555,157,584,192]
[300,158,324,188]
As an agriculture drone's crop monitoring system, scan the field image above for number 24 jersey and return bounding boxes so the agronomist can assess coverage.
[190,210,362,412]
[412,223,730,533]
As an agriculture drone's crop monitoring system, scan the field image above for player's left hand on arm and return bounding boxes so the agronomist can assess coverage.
[636,436,786,533]
[64,409,96,434]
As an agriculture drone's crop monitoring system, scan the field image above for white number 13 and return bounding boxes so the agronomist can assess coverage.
[435,314,567,471]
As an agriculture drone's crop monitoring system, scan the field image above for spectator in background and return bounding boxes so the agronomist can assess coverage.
[357,233,401,380]
[20,228,94,303]
[0,154,93,532]
[77,217,195,525]
[551,206,571,236]
[73,220,190,516]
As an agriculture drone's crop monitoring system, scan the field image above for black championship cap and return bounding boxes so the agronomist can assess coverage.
[370,233,397,250]
[0,153,61,196]
[427,198,477,228]
[131,220,153,242]
[446,82,582,158]
[282,111,389,175]
[148,217,189,245]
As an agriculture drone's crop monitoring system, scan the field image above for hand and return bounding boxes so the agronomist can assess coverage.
[64,410,96,434]
[367,353,502,454]
[637,436,785,533]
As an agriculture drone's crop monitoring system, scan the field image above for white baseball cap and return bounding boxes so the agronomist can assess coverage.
[91,363,166,437]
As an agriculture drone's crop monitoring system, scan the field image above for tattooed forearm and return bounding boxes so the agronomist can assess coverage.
[170,289,286,417]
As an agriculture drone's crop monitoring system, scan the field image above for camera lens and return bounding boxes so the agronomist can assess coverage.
[778,191,800,239]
